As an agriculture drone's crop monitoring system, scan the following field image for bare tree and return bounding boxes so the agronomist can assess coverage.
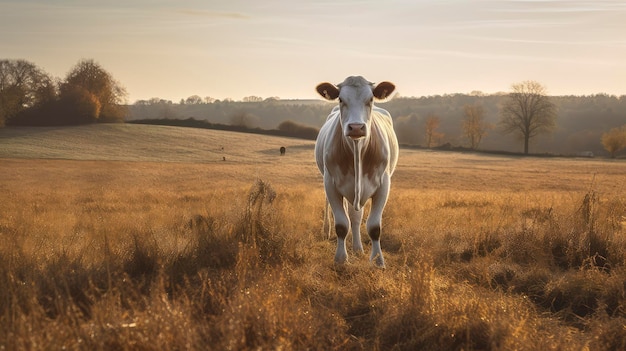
[185,95,203,104]
[424,114,443,148]
[601,125,626,158]
[499,81,557,154]
[462,104,492,149]
[242,96,263,102]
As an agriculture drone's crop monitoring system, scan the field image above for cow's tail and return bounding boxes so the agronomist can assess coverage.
[322,198,332,240]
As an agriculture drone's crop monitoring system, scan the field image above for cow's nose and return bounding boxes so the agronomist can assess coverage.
[348,123,366,138]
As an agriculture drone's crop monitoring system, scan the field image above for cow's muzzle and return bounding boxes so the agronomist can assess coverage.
[347,123,366,139]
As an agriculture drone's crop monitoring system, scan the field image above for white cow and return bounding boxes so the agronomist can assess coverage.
[314,76,399,268]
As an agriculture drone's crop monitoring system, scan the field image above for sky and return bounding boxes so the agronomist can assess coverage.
[2,0,625,103]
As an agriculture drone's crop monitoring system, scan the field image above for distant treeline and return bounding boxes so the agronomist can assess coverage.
[5,58,623,156]
[128,94,626,156]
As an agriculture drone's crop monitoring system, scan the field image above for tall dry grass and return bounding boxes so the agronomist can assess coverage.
[1,154,625,350]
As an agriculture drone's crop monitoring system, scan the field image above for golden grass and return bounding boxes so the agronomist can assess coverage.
[1,125,626,350]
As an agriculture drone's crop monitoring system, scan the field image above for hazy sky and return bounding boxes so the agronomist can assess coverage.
[2,0,625,102]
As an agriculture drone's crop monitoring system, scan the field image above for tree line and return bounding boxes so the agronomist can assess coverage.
[0,59,126,126]
[2,58,625,157]
[129,87,626,157]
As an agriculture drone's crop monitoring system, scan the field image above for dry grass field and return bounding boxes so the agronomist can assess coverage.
[1,124,626,350]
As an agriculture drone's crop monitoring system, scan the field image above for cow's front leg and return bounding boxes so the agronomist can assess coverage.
[348,202,364,255]
[325,176,349,264]
[367,174,391,268]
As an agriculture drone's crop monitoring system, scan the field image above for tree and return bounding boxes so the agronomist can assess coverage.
[277,120,319,139]
[0,59,55,126]
[242,96,263,102]
[55,86,102,124]
[229,111,259,128]
[424,114,443,148]
[462,104,492,149]
[499,81,557,154]
[61,59,127,122]
[601,125,626,158]
[394,113,421,145]
[185,95,203,104]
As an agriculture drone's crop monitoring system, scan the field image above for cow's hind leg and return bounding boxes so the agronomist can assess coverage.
[348,203,364,255]
[322,199,333,240]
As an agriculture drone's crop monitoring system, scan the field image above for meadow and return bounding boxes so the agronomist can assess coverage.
[1,124,625,350]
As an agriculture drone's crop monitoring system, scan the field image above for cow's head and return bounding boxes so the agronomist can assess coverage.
[316,76,395,140]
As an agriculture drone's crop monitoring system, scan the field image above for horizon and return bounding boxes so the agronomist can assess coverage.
[2,0,625,102]
[133,90,625,104]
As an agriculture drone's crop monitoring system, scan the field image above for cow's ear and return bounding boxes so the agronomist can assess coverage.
[373,81,395,100]
[316,82,340,101]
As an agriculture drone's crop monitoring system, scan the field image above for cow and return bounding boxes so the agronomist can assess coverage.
[314,76,398,268]
[280,146,286,156]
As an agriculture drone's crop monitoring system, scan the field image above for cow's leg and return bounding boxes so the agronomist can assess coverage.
[348,202,364,255]
[325,176,349,264]
[322,199,332,240]
[367,173,391,268]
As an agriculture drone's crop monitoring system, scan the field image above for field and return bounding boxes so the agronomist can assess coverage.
[1,124,626,350]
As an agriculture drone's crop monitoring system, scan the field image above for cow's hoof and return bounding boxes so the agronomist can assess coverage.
[334,252,348,265]
[370,253,386,269]
[353,246,365,256]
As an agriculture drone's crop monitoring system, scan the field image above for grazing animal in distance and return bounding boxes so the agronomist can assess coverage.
[280,146,286,156]
[314,76,398,268]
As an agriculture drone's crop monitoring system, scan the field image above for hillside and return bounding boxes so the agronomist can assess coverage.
[0,124,315,164]
[1,123,624,196]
